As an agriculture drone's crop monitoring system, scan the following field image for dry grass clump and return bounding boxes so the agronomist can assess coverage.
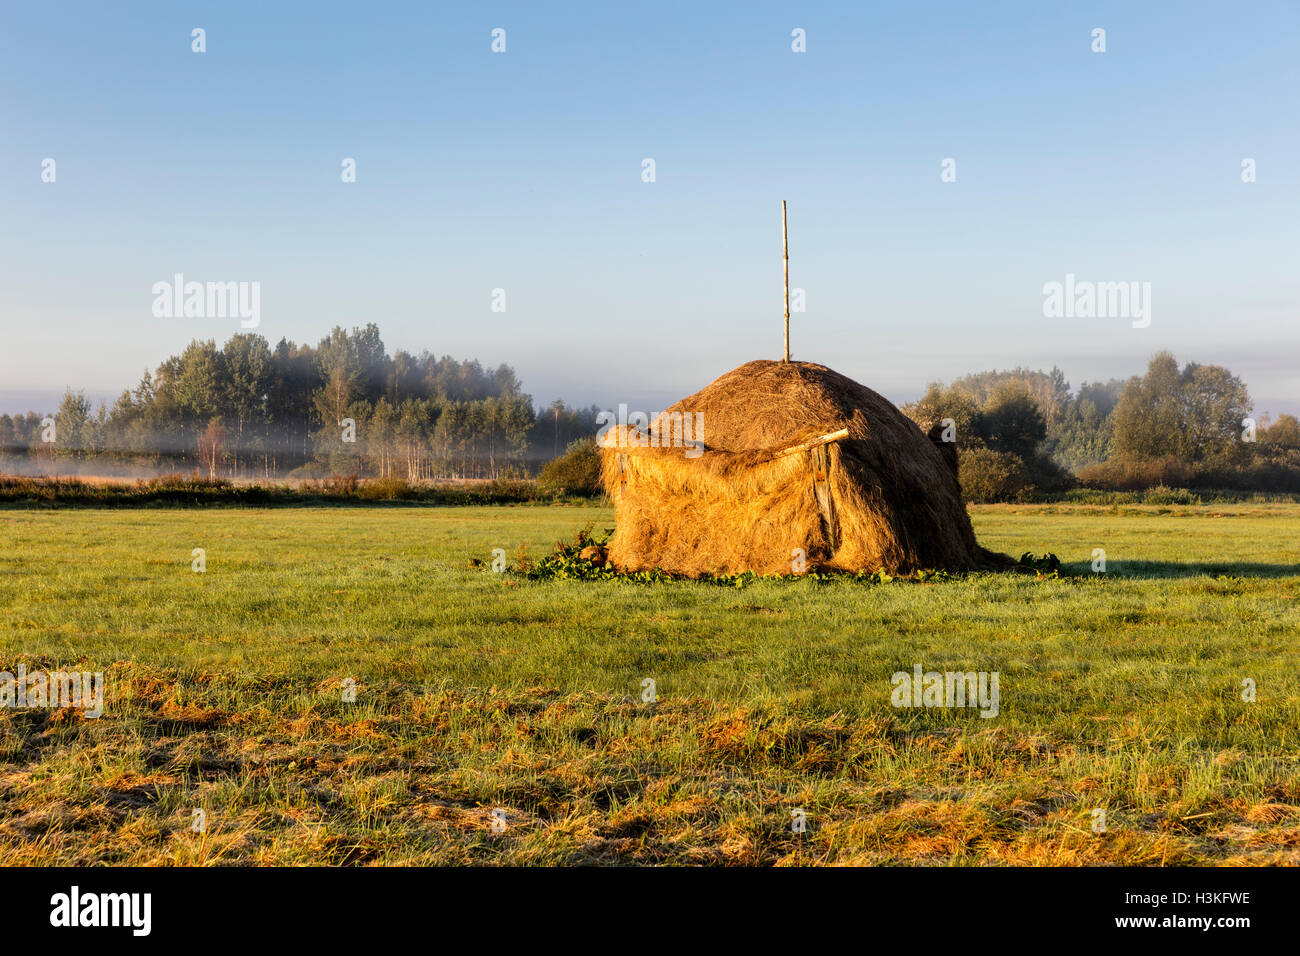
[2,674,1293,866]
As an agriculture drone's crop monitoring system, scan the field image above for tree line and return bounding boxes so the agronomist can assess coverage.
[3,331,1296,496]
[0,325,599,480]
[903,352,1300,499]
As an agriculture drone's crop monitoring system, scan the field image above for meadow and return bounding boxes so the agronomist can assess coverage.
[0,502,1297,865]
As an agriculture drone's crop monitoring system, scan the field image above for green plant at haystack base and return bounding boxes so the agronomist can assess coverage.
[1019,551,1062,577]
[494,525,970,587]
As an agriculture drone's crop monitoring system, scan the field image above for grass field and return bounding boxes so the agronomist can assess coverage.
[1,502,1297,865]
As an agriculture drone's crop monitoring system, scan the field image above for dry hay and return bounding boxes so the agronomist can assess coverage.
[598,359,1014,576]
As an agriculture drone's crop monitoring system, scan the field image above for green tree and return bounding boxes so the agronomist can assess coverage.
[312,366,358,430]
[979,384,1046,459]
[1112,353,1250,462]
[54,389,93,464]
[901,384,981,447]
[221,334,273,475]
[369,398,398,477]
[1262,414,1300,449]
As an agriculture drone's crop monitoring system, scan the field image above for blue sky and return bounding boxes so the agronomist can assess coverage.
[2,1,1297,417]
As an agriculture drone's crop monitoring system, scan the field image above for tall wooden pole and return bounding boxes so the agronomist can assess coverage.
[782,200,790,362]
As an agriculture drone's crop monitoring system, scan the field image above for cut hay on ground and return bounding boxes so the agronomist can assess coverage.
[599,359,1013,576]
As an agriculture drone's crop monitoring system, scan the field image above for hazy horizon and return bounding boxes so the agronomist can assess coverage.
[3,344,1296,424]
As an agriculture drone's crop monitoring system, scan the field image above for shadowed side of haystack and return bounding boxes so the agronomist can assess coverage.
[599,359,1014,576]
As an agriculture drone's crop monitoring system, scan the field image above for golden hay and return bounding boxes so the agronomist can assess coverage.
[599,359,1013,576]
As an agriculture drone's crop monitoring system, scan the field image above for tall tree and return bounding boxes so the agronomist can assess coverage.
[222,333,273,475]
[1112,353,1250,462]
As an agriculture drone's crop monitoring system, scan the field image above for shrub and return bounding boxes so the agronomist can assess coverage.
[1192,448,1300,493]
[140,471,232,493]
[1076,456,1194,491]
[959,448,1031,503]
[356,475,415,500]
[538,437,602,497]
[323,474,359,495]
[1144,485,1200,505]
[1023,451,1073,494]
[1261,414,1300,449]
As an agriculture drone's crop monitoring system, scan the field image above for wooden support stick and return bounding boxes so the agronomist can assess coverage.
[782,200,790,362]
[773,427,849,459]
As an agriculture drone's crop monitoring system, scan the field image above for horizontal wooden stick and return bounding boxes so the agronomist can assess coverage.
[772,427,850,459]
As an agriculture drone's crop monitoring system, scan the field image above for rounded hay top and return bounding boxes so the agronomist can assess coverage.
[598,359,1013,576]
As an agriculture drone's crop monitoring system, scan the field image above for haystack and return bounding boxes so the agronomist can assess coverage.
[598,359,1013,576]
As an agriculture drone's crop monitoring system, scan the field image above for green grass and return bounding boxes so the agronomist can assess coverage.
[0,502,1297,865]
